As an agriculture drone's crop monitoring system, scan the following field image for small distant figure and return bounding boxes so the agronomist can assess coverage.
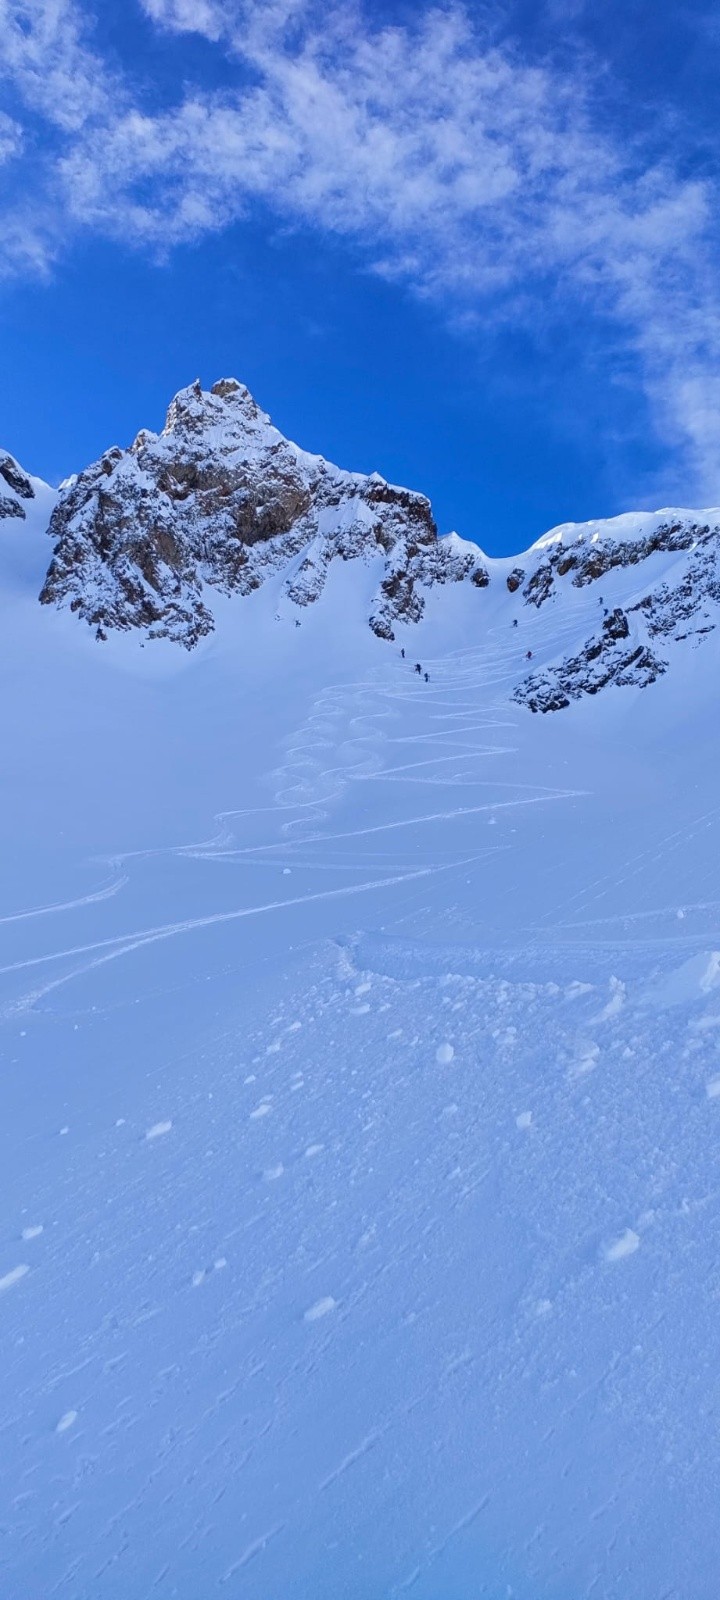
[401,647,405,659]
[295,618,301,627]
[599,596,604,606]
[415,662,422,675]
[512,618,518,628]
[526,650,533,660]
[424,672,429,683]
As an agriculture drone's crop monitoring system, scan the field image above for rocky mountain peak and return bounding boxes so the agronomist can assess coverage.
[38,377,489,648]
[160,376,272,446]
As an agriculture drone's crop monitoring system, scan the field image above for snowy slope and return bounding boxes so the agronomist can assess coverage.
[0,451,57,593]
[3,416,720,1598]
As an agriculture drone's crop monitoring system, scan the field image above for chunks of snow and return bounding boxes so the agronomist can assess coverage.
[304,1297,338,1323]
[0,1264,29,1293]
[145,1120,173,1141]
[604,1229,641,1263]
[435,1042,455,1064]
[568,1041,600,1079]
[643,951,720,1010]
[592,976,625,1022]
[565,982,594,1000]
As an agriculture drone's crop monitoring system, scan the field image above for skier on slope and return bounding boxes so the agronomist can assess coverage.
[415,663,422,675]
[424,672,429,682]
[526,650,533,660]
[401,648,405,659]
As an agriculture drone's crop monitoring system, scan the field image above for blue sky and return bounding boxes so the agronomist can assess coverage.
[1,0,719,554]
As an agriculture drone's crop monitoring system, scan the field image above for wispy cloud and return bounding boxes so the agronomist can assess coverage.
[0,110,23,165]
[0,0,117,129]
[0,0,122,276]
[2,0,720,497]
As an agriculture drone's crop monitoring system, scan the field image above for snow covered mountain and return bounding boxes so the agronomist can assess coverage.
[38,377,489,648]
[3,385,720,1599]
[8,373,720,716]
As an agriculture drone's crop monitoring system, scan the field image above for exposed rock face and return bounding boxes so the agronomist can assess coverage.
[519,519,713,608]
[515,608,667,713]
[0,453,35,519]
[40,379,489,647]
[513,518,720,712]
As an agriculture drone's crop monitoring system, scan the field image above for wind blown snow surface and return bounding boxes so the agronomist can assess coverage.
[2,495,720,1598]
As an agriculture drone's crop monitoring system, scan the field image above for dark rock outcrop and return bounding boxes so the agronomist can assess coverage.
[0,453,35,519]
[0,454,34,502]
[0,494,24,521]
[515,611,666,713]
[521,520,714,609]
[512,513,720,712]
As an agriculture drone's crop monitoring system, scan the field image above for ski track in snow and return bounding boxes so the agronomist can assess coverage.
[2,621,720,1598]
[0,646,583,1017]
[0,873,129,927]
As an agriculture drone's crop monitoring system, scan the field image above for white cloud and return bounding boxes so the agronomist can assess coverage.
[0,111,23,164]
[139,0,227,42]
[0,0,124,277]
[2,0,720,494]
[0,0,118,130]
[0,198,59,279]
[138,0,308,51]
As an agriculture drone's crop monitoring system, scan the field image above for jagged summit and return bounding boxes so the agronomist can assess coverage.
[39,377,489,648]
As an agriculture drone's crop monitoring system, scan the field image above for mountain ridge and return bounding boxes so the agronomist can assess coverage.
[4,376,720,710]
